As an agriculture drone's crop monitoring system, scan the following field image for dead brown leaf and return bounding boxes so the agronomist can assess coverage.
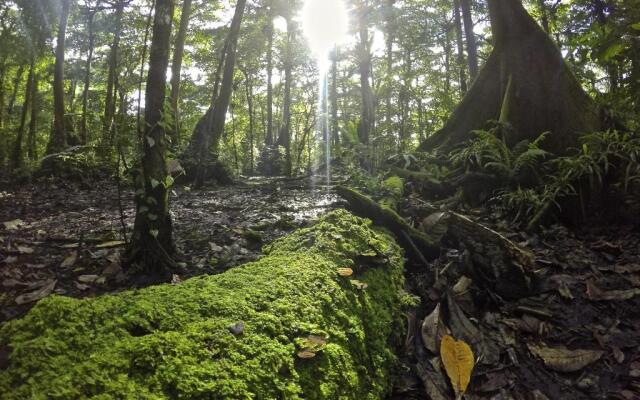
[527,343,603,372]
[15,279,57,305]
[421,303,449,354]
[586,280,640,301]
[61,252,78,269]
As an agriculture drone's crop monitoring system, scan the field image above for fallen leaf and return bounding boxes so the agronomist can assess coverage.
[440,335,475,397]
[16,246,34,254]
[95,240,126,249]
[171,274,182,284]
[421,303,449,353]
[527,343,603,372]
[209,242,224,252]
[15,279,57,305]
[3,219,24,230]
[77,275,99,284]
[586,280,640,301]
[337,267,353,277]
[62,243,79,249]
[61,252,78,268]
[297,349,316,359]
[349,279,368,290]
[452,276,472,295]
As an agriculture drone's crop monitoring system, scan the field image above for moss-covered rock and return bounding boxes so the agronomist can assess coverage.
[0,210,405,399]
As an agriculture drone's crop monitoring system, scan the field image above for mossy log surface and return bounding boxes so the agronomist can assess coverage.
[0,210,405,399]
[336,186,441,259]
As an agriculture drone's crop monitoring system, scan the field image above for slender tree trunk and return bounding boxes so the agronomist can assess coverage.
[169,0,193,146]
[0,64,6,166]
[190,0,246,186]
[137,0,156,142]
[460,0,478,80]
[7,66,24,115]
[453,0,468,93]
[265,14,274,146]
[126,0,176,277]
[357,8,374,147]
[384,0,395,130]
[331,46,339,146]
[593,0,618,92]
[47,0,71,155]
[538,0,550,33]
[81,10,96,144]
[28,72,38,161]
[277,18,293,176]
[102,1,125,157]
[12,60,34,170]
[242,69,255,174]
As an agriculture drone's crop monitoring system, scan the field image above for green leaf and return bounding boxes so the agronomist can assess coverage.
[146,136,156,147]
[630,23,640,30]
[149,229,159,238]
[150,179,160,189]
[165,175,175,188]
[600,42,626,61]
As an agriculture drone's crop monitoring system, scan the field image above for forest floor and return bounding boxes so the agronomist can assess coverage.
[1,177,640,399]
[0,176,338,322]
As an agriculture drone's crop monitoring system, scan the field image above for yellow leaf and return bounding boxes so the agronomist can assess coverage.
[349,279,368,290]
[337,267,353,277]
[440,335,474,397]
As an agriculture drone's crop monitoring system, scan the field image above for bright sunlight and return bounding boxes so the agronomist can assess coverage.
[301,0,349,71]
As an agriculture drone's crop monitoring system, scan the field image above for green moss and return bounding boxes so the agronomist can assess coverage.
[380,176,404,209]
[0,210,405,399]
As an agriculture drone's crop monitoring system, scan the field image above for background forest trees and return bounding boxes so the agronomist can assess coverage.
[0,0,638,178]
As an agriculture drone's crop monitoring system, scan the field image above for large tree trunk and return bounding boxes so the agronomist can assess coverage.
[169,0,193,146]
[187,0,246,186]
[80,9,96,145]
[460,0,478,80]
[126,0,176,278]
[241,68,255,174]
[418,0,603,154]
[357,5,374,147]
[7,66,24,116]
[46,0,71,155]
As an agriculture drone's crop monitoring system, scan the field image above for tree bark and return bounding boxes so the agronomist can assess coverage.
[357,4,374,148]
[277,17,293,176]
[0,64,6,166]
[126,0,176,278]
[7,66,24,116]
[418,0,603,155]
[28,71,38,161]
[188,0,246,186]
[242,68,255,174]
[460,0,478,80]
[331,47,339,146]
[101,0,125,158]
[137,1,155,142]
[11,60,35,170]
[265,13,274,146]
[46,0,71,155]
[81,8,97,145]
[453,0,468,93]
[169,0,193,146]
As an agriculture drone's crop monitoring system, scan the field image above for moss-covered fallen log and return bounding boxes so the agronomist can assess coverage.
[337,186,534,299]
[336,186,441,260]
[0,210,406,399]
